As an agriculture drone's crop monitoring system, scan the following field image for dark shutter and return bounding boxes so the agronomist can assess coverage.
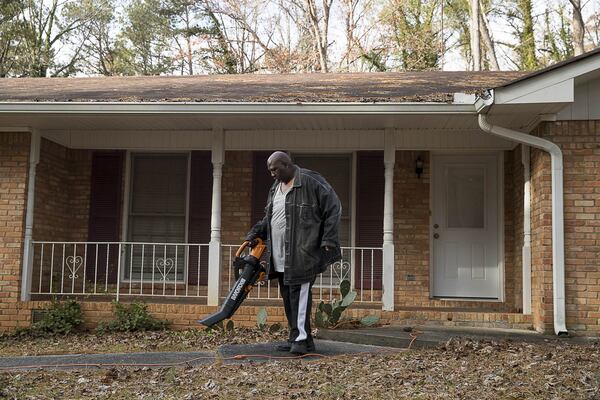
[251,151,273,225]
[355,151,384,290]
[86,151,124,284]
[187,151,212,285]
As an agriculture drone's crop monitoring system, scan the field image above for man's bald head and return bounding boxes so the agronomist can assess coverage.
[267,151,292,166]
[267,151,296,183]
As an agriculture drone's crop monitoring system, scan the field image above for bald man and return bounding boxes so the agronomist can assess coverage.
[246,151,342,355]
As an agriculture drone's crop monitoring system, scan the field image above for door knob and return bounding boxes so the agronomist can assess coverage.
[433,224,439,229]
[433,233,440,239]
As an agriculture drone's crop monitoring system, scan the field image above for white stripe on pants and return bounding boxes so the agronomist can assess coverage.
[296,281,311,341]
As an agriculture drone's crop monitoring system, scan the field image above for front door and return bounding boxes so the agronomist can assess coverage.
[432,154,500,299]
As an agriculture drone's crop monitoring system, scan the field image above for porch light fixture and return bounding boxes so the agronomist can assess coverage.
[415,156,424,178]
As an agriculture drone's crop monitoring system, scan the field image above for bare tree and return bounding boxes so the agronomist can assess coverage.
[588,9,600,48]
[478,0,498,70]
[338,0,381,71]
[379,0,443,71]
[568,0,585,55]
[470,0,480,70]
[19,0,102,77]
[305,0,334,72]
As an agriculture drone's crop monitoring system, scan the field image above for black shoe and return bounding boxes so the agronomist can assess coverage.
[275,342,292,352]
[290,339,316,355]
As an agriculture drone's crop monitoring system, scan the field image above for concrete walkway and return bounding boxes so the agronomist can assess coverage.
[3,326,592,371]
[0,340,397,371]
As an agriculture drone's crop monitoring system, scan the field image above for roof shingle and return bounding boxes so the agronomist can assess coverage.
[0,71,526,103]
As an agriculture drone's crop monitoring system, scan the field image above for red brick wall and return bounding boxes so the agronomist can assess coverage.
[506,147,524,312]
[0,133,31,330]
[393,151,430,306]
[531,121,600,335]
[221,151,253,245]
[33,138,91,242]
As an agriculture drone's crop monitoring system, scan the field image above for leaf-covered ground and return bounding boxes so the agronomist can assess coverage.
[0,330,599,399]
[0,328,288,357]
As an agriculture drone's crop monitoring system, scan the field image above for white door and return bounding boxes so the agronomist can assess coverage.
[432,154,500,299]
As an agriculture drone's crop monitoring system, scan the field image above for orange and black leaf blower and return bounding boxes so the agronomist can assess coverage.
[198,239,267,327]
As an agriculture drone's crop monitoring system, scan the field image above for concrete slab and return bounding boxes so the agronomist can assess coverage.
[316,325,585,349]
[0,351,215,371]
[217,340,399,364]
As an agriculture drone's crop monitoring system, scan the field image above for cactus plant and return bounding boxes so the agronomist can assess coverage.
[314,279,357,328]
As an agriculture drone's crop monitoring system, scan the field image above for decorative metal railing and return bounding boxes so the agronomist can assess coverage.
[29,242,383,305]
[222,245,383,303]
[30,241,210,300]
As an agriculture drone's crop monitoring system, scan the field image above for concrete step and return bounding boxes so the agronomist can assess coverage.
[316,325,568,349]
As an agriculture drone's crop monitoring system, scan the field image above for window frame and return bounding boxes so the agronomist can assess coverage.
[121,151,191,283]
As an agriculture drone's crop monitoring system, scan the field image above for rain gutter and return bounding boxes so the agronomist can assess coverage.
[0,102,476,115]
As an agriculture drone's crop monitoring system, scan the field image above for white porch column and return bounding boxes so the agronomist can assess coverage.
[382,128,396,311]
[522,145,532,315]
[207,128,224,306]
[20,130,41,301]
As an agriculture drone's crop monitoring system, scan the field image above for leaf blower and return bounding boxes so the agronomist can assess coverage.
[198,238,267,327]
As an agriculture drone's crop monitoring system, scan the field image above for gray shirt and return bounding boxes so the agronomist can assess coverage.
[270,183,290,273]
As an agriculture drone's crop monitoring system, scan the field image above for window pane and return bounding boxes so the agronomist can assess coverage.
[446,167,484,229]
[292,154,352,287]
[292,154,351,246]
[131,155,187,214]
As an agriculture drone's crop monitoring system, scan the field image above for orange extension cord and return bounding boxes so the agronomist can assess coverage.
[0,353,325,370]
[0,348,414,371]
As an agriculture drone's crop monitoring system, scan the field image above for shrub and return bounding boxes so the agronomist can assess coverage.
[21,299,84,336]
[96,300,169,334]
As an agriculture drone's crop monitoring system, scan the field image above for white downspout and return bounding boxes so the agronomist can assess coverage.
[478,107,567,335]
[522,145,532,315]
[20,130,41,301]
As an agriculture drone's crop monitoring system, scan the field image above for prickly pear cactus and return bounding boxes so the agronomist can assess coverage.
[313,279,357,328]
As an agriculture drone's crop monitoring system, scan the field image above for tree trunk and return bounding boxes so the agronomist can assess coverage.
[470,0,480,71]
[479,1,499,71]
[569,0,585,55]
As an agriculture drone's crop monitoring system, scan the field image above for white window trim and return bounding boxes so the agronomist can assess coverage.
[121,151,191,283]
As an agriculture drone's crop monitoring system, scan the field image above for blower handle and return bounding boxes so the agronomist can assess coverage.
[236,238,267,259]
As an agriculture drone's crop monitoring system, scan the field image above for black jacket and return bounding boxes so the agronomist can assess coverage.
[245,166,342,285]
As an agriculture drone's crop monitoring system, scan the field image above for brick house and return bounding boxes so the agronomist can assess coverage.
[1,48,599,336]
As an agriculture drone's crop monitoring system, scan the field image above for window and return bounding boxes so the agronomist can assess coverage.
[125,153,189,281]
[292,154,352,286]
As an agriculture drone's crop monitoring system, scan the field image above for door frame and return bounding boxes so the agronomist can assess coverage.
[429,151,505,301]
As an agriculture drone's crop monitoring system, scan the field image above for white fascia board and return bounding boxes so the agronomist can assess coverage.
[495,53,600,104]
[496,78,574,105]
[0,102,476,115]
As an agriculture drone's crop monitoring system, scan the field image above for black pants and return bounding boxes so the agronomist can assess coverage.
[277,273,315,342]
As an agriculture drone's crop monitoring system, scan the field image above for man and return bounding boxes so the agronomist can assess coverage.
[246,151,342,355]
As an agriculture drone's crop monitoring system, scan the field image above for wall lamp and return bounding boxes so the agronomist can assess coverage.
[415,156,424,178]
